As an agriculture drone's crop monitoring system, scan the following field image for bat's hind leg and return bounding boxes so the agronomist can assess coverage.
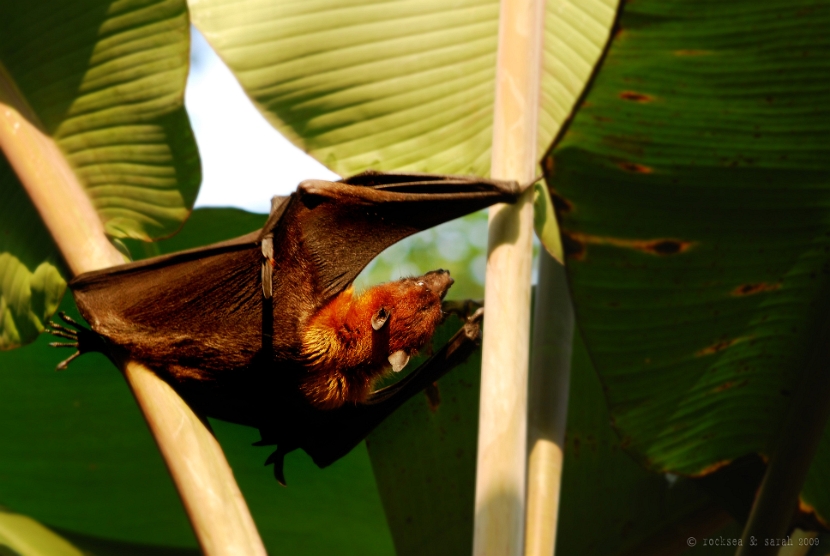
[45,312,107,370]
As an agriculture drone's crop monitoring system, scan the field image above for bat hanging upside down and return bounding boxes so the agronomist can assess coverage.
[49,171,520,483]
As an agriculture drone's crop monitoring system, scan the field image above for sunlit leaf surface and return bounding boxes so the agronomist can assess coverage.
[190,0,616,176]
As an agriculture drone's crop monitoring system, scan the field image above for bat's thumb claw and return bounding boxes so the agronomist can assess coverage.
[463,308,484,342]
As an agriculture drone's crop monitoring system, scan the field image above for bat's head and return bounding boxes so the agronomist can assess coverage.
[299,269,455,409]
[415,269,454,300]
[376,269,453,370]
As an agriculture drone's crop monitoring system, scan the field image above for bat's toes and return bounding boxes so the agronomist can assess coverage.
[57,311,84,330]
[45,312,107,369]
[49,341,79,348]
[55,351,81,371]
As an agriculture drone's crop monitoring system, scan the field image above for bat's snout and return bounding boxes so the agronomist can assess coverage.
[421,269,454,299]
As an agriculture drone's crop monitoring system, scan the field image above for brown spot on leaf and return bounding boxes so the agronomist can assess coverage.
[649,240,684,254]
[691,459,732,477]
[712,379,749,393]
[425,382,440,412]
[696,337,747,356]
[551,190,572,214]
[797,499,829,529]
[561,230,585,259]
[566,232,693,257]
[731,282,781,296]
[674,49,711,56]
[618,161,653,173]
[620,91,654,102]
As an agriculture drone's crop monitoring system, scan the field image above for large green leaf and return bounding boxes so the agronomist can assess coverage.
[0,0,200,348]
[189,0,617,176]
[545,0,830,521]
[0,207,394,555]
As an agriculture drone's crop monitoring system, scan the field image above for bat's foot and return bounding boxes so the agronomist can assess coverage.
[263,445,289,486]
[45,312,107,371]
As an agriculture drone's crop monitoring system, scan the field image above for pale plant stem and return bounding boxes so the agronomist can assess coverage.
[1,85,266,556]
[473,0,546,553]
[525,252,573,556]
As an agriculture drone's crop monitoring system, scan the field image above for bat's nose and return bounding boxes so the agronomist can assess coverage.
[423,269,454,298]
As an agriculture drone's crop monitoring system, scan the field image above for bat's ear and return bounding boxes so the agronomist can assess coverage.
[388,350,410,373]
[371,307,390,330]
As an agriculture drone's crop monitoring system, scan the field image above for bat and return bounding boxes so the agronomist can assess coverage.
[49,171,519,483]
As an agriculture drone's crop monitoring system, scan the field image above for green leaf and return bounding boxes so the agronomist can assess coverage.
[546,0,830,520]
[539,0,618,150]
[556,333,735,555]
[0,0,200,348]
[533,181,564,264]
[55,529,200,556]
[189,0,616,176]
[0,158,65,350]
[0,0,199,242]
[0,511,83,556]
[0,510,197,556]
[0,207,394,555]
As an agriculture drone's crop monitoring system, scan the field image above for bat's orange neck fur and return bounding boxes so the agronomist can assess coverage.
[300,274,449,409]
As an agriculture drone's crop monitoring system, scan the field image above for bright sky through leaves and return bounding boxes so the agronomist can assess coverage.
[186,28,338,213]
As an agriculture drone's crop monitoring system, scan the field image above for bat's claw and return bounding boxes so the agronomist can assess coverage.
[441,299,483,321]
[264,446,289,486]
[44,312,107,370]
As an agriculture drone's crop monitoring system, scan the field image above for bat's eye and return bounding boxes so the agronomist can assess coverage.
[416,281,424,287]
